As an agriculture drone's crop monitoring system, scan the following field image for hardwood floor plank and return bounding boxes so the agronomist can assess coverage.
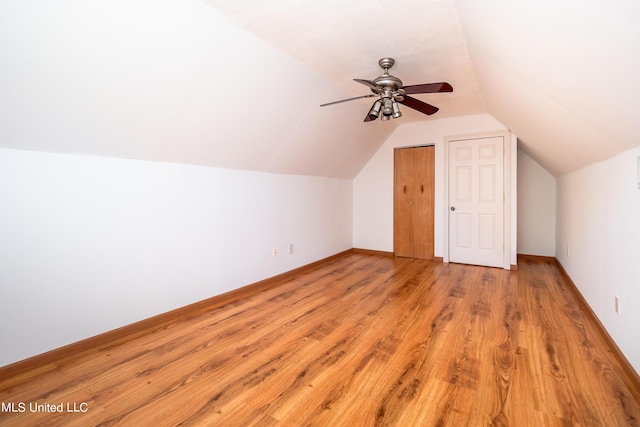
[1,253,639,426]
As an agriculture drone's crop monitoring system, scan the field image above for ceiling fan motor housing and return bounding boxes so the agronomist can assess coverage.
[373,74,403,92]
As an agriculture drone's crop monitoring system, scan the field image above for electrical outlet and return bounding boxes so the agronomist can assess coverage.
[272,248,278,257]
[615,296,620,315]
[567,245,570,257]
[288,244,294,254]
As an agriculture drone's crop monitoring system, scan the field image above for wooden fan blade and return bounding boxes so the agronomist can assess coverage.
[399,96,439,115]
[354,79,383,93]
[402,82,453,94]
[320,94,376,107]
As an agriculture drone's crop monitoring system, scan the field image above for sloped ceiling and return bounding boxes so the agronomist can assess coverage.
[455,0,640,176]
[0,0,400,179]
[1,0,638,178]
[200,0,485,122]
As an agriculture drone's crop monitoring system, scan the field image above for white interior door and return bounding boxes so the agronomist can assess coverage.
[449,136,504,267]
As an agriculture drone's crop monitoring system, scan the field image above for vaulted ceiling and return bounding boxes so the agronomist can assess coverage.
[1,0,638,178]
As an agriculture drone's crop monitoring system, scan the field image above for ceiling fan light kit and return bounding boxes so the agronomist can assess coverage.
[321,58,453,122]
[369,99,382,119]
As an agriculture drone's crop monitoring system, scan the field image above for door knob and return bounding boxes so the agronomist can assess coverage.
[450,206,456,211]
[409,201,414,205]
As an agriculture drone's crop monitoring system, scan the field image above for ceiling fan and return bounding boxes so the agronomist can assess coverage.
[320,57,453,122]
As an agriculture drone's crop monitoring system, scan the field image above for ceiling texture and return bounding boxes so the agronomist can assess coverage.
[1,0,639,178]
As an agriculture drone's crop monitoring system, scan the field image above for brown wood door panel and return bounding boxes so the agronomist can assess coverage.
[394,147,414,257]
[394,146,434,259]
[413,147,435,259]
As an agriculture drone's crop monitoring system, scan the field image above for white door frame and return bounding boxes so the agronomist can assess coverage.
[442,130,517,270]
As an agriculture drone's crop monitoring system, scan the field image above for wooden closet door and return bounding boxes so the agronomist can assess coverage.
[394,148,415,257]
[394,146,435,259]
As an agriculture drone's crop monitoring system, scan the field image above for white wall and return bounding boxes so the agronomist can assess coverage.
[353,114,507,257]
[0,148,352,367]
[556,145,640,373]
[517,148,556,256]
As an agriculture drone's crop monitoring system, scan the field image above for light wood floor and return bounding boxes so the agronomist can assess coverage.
[1,253,639,426]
